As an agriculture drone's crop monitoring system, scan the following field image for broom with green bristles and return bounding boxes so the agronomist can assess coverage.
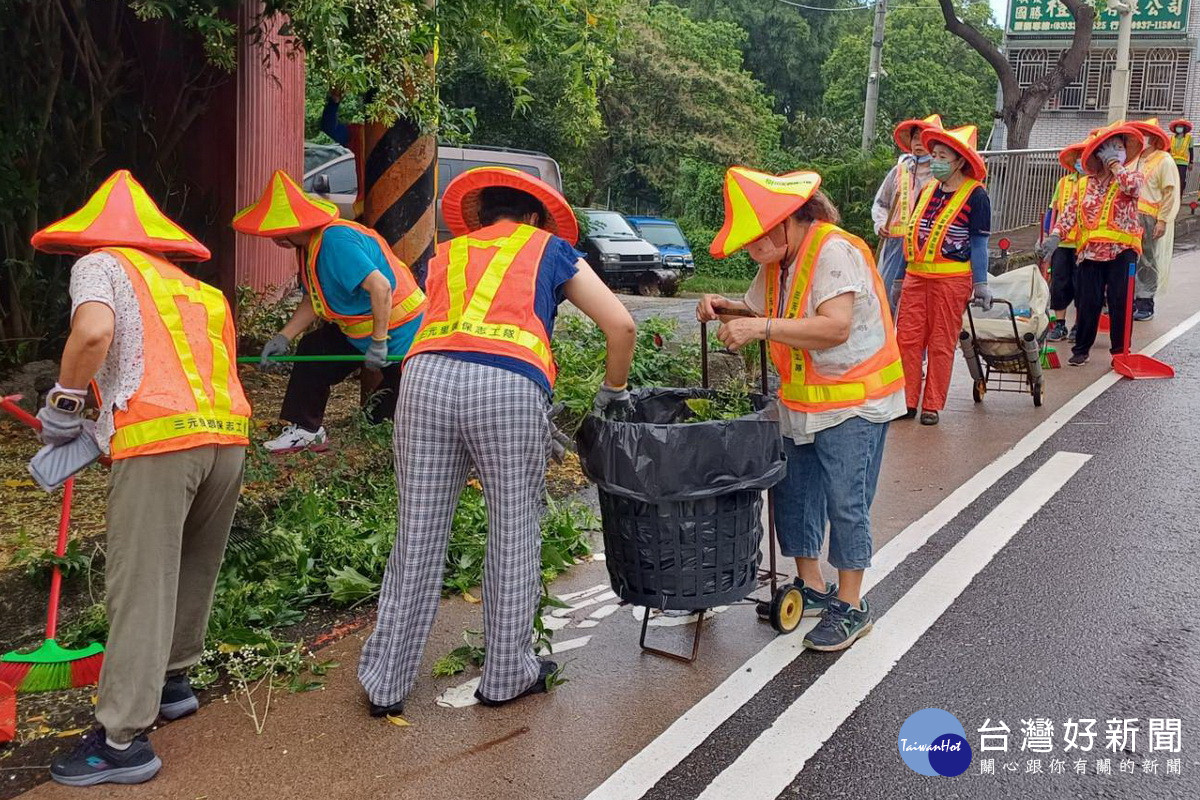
[0,396,104,691]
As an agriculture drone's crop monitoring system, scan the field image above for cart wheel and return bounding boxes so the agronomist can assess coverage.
[755,600,771,620]
[972,378,987,403]
[1032,379,1044,407]
[769,585,804,634]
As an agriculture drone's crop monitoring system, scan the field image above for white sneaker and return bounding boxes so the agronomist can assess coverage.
[262,424,329,454]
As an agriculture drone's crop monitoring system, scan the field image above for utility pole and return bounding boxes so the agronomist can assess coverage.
[1106,0,1135,123]
[861,0,888,152]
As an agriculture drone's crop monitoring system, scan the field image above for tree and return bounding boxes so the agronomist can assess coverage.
[822,0,999,143]
[935,0,1095,149]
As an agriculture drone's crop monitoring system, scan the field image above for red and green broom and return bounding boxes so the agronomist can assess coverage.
[0,395,104,691]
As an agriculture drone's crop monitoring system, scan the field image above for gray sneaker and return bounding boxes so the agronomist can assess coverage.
[160,674,199,720]
[50,727,161,786]
[803,598,873,652]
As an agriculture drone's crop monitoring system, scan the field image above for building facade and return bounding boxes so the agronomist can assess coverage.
[995,0,1199,163]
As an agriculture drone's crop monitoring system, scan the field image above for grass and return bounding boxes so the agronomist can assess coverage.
[679,274,752,296]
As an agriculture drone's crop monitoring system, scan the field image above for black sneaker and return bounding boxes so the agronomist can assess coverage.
[160,674,199,720]
[1068,325,1078,342]
[793,579,838,618]
[475,659,558,707]
[50,727,162,786]
[368,699,406,718]
[1068,352,1088,366]
[803,598,873,652]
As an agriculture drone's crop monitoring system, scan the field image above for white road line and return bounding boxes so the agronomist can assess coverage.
[552,591,619,618]
[588,604,622,620]
[698,451,1091,800]
[549,635,592,654]
[583,307,1200,800]
[557,583,611,603]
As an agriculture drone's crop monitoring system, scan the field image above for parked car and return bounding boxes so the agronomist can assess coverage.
[625,216,695,279]
[577,209,677,296]
[303,142,565,241]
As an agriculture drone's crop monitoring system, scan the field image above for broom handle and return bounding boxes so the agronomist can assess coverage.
[235,355,402,363]
[1123,260,1136,356]
[0,395,39,430]
[44,477,73,641]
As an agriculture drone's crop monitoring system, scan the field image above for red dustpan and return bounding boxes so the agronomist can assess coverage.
[1112,259,1173,379]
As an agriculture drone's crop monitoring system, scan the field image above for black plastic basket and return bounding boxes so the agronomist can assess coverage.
[598,488,764,611]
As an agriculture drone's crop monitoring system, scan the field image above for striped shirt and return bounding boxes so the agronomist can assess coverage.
[914,185,991,262]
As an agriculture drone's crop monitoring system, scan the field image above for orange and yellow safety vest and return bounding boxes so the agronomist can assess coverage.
[104,247,251,460]
[1137,150,1170,217]
[1075,178,1143,255]
[408,221,558,385]
[302,220,425,343]
[765,222,904,413]
[1171,133,1192,166]
[903,179,981,277]
[1051,174,1081,247]
[885,163,917,238]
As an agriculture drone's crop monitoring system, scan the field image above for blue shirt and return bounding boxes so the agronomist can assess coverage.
[439,234,581,395]
[312,224,423,356]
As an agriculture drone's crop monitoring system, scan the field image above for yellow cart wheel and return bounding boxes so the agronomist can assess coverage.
[769,585,804,634]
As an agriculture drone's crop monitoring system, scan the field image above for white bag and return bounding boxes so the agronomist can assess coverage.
[962,264,1050,359]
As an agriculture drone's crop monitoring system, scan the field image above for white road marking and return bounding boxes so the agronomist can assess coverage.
[698,451,1090,800]
[588,604,622,620]
[436,637,592,709]
[557,583,611,603]
[548,635,592,654]
[583,303,1200,800]
[632,606,731,627]
[552,591,619,618]
[541,616,571,631]
[577,620,600,629]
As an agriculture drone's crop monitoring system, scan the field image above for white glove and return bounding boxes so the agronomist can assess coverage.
[364,338,390,370]
[259,333,291,369]
[1097,140,1126,166]
[971,282,994,311]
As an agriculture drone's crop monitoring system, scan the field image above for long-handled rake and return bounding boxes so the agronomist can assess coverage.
[0,396,104,691]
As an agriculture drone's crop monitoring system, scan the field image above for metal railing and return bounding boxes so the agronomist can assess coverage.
[980,148,1062,234]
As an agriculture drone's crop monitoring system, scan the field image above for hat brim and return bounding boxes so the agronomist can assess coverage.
[1169,119,1193,133]
[920,130,987,181]
[442,168,579,245]
[231,201,339,238]
[1081,126,1144,176]
[31,232,211,262]
[709,170,821,258]
[893,120,930,153]
[1058,143,1086,172]
[1128,122,1171,152]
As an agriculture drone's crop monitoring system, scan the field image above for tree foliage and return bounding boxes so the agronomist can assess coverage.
[823,0,1000,143]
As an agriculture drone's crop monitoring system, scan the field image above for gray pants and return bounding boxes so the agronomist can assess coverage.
[96,445,245,743]
[358,354,549,706]
[1136,213,1159,300]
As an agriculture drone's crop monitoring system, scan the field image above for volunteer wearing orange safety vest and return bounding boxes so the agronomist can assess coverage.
[232,170,425,453]
[1169,118,1192,193]
[30,171,250,786]
[1047,122,1145,366]
[895,124,993,425]
[359,168,634,714]
[1037,140,1087,341]
[871,114,942,314]
[697,167,904,653]
[1127,118,1180,321]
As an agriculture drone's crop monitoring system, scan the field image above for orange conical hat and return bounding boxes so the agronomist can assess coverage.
[920,124,988,181]
[1080,121,1144,176]
[232,170,339,237]
[1168,118,1192,134]
[1058,140,1088,172]
[1127,117,1170,152]
[31,170,210,261]
[893,114,944,153]
[710,168,821,259]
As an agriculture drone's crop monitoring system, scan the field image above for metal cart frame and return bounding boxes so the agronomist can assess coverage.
[959,299,1045,408]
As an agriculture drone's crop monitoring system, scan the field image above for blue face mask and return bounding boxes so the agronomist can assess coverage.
[914,154,932,164]
[1075,159,1084,174]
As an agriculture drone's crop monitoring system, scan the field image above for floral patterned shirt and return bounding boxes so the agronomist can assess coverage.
[1052,167,1144,263]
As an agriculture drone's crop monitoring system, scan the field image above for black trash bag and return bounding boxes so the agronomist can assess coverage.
[576,387,785,503]
[576,387,786,610]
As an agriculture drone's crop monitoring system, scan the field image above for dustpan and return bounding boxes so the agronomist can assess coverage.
[1112,260,1173,379]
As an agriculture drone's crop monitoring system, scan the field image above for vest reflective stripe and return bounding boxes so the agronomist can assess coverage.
[885,166,914,237]
[104,248,250,458]
[1137,151,1169,217]
[1052,175,1081,247]
[1078,180,1143,254]
[409,224,556,383]
[765,222,904,412]
[903,179,978,276]
[302,220,425,340]
[1171,134,1191,165]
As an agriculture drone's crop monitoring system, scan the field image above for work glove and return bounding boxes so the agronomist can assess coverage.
[547,403,573,463]
[1097,140,1126,167]
[593,384,632,420]
[1036,235,1061,261]
[889,279,904,310]
[971,282,994,312]
[259,333,291,369]
[36,403,84,447]
[364,338,390,371]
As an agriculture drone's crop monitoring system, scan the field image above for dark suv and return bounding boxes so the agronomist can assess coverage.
[578,209,677,296]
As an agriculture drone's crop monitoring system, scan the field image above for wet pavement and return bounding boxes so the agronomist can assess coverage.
[16,240,1200,800]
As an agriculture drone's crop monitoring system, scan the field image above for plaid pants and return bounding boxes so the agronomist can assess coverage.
[358,353,549,705]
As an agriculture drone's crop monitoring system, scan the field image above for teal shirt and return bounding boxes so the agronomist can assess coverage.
[312,225,422,356]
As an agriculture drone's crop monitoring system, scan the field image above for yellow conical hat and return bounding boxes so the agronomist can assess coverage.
[232,170,339,237]
[709,167,821,259]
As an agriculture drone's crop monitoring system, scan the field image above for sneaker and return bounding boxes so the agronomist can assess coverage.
[368,699,406,718]
[920,411,939,426]
[1132,299,1154,322]
[50,728,162,787]
[160,675,198,721]
[263,424,329,454]
[902,407,918,420]
[1068,325,1078,342]
[1047,320,1067,341]
[803,598,873,652]
[793,579,838,618]
[1068,352,1088,366]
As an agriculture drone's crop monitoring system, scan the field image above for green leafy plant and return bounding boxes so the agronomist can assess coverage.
[683,389,753,422]
[431,630,487,678]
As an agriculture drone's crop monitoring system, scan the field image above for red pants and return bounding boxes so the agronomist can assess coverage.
[896,272,973,412]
